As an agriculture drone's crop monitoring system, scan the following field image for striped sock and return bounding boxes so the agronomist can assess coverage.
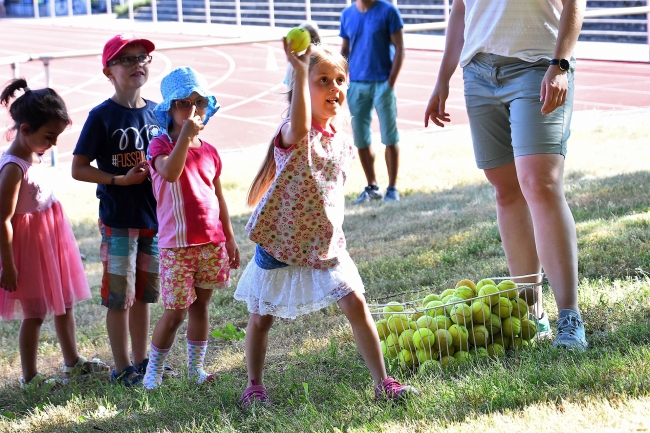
[142,343,170,390]
[187,339,212,384]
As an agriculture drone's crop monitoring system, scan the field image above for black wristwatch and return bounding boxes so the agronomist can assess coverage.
[550,58,570,72]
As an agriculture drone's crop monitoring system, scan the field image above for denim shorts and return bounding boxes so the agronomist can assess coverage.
[347,81,400,149]
[463,53,575,170]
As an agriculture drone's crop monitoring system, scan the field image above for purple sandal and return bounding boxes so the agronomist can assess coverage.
[239,383,270,408]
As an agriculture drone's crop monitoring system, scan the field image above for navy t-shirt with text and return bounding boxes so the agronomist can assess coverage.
[73,98,160,230]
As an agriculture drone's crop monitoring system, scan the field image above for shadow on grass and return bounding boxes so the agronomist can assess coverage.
[2,322,650,432]
[2,171,650,431]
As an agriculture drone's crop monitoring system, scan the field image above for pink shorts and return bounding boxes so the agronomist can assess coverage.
[159,243,231,310]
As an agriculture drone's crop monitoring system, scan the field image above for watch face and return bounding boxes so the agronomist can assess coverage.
[559,59,570,71]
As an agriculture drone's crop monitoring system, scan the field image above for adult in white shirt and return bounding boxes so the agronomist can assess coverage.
[424,0,588,350]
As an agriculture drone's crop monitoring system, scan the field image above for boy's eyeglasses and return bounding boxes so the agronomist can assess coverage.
[172,98,210,110]
[107,55,153,67]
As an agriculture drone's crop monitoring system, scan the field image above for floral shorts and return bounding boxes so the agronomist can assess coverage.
[159,243,231,310]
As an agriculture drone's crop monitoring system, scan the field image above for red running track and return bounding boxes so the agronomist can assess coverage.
[2,21,650,163]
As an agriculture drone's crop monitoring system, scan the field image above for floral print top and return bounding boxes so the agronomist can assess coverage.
[246,119,355,269]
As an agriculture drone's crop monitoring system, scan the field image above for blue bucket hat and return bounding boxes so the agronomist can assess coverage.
[153,67,220,133]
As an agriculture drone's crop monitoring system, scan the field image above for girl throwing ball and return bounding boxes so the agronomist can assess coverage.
[234,42,417,406]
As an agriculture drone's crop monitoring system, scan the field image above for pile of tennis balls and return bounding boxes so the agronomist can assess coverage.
[376,278,538,374]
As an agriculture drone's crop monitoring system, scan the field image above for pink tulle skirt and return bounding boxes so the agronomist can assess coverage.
[0,200,91,320]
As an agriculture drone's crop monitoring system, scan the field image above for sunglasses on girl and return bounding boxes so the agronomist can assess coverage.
[107,54,153,67]
[172,98,210,110]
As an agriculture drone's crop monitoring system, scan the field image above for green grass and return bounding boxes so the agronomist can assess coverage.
[1,109,650,432]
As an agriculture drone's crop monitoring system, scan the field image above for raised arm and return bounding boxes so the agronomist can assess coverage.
[540,0,586,114]
[280,39,312,147]
[153,106,203,182]
[424,0,465,127]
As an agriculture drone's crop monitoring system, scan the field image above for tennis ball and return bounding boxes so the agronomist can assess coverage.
[448,324,470,350]
[419,359,442,374]
[416,347,435,364]
[488,313,502,335]
[470,346,489,361]
[471,300,492,324]
[440,355,456,367]
[455,279,477,294]
[454,286,475,303]
[285,27,311,53]
[502,317,522,337]
[487,343,505,358]
[478,285,500,306]
[413,328,435,350]
[433,329,453,350]
[453,350,471,364]
[382,301,404,319]
[468,325,489,346]
[380,340,388,357]
[411,311,425,322]
[440,288,456,299]
[398,349,417,370]
[431,315,453,331]
[450,303,472,325]
[386,314,409,335]
[444,296,465,316]
[476,278,497,291]
[424,300,446,318]
[497,280,518,299]
[384,333,401,358]
[375,319,390,340]
[491,335,512,350]
[519,318,537,341]
[398,329,417,352]
[492,296,514,319]
[415,315,436,332]
[422,293,441,306]
[510,297,529,320]
[511,337,529,350]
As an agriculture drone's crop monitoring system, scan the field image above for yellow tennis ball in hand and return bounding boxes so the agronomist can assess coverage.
[285,27,311,53]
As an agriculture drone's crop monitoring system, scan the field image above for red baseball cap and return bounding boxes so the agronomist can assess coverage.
[102,33,155,67]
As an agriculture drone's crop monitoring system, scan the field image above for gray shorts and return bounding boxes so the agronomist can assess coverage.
[463,53,575,170]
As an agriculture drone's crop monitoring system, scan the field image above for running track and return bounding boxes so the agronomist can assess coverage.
[2,21,650,163]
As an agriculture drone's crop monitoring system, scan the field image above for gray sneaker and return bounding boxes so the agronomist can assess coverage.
[353,186,383,204]
[384,186,400,202]
[553,309,588,350]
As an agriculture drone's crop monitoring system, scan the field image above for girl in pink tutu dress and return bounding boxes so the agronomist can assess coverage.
[0,79,108,388]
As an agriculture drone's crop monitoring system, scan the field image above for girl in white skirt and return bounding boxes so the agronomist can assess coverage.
[234,41,417,406]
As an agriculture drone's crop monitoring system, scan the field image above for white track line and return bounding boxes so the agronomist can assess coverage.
[219,82,286,113]
[203,48,236,89]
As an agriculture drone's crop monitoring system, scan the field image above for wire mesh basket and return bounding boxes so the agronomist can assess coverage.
[368,274,544,373]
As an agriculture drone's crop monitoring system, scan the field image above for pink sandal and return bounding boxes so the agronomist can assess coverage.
[239,383,270,408]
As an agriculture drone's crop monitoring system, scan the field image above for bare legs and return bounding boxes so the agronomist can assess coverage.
[483,154,579,315]
[106,300,150,378]
[244,291,387,388]
[20,307,81,382]
[357,143,400,189]
[337,291,386,387]
[151,287,213,349]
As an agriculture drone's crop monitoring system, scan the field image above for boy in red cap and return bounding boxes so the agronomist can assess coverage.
[72,33,171,386]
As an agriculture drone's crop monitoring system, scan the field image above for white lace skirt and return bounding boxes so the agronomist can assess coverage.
[234,250,365,319]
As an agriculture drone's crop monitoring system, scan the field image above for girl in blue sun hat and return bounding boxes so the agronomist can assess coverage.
[143,66,240,390]
[153,66,220,133]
